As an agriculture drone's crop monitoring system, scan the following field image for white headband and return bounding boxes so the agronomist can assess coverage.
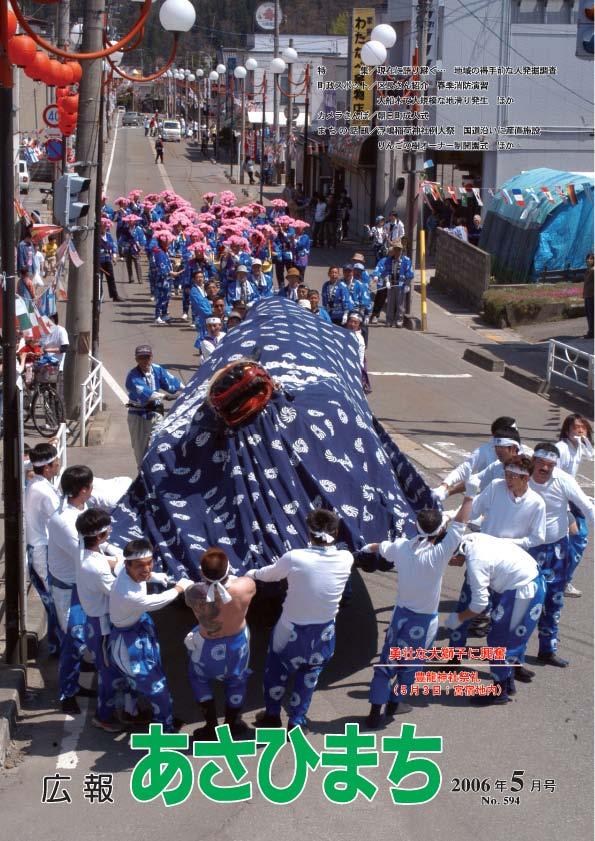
[124,551,153,561]
[493,437,520,448]
[534,449,558,462]
[310,530,336,545]
[505,464,530,477]
[202,561,232,604]
[416,512,449,538]
[80,524,112,537]
[31,455,57,467]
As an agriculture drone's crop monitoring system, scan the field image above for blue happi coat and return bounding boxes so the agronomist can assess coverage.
[111,299,434,578]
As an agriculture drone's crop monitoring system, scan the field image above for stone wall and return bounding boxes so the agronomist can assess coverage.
[431,229,492,310]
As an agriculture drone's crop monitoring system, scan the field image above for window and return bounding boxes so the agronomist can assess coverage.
[511,0,575,23]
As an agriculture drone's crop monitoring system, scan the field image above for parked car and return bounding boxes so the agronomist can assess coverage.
[18,159,30,194]
[161,119,182,142]
[122,111,140,127]
[117,105,125,112]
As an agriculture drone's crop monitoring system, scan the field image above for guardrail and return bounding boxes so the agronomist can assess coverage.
[80,355,103,446]
[546,339,594,392]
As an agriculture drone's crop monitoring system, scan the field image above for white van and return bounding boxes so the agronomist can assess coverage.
[18,160,30,194]
[161,119,182,142]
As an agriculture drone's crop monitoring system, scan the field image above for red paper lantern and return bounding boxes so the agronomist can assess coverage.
[7,35,37,69]
[56,86,70,100]
[66,61,83,84]
[58,63,75,86]
[45,59,64,87]
[7,9,17,39]
[24,51,51,82]
[62,95,79,114]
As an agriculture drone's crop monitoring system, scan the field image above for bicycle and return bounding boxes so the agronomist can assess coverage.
[23,355,65,437]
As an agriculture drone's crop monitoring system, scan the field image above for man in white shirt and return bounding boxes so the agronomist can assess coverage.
[245,509,353,731]
[444,533,546,704]
[358,490,473,728]
[76,508,139,733]
[200,317,225,362]
[447,456,546,650]
[109,539,192,732]
[25,443,61,654]
[528,442,595,668]
[47,466,95,713]
[184,547,257,740]
[41,314,69,373]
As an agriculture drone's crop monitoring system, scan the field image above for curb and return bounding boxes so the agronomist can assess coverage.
[0,665,26,768]
[463,347,505,373]
[503,364,548,395]
[86,411,111,446]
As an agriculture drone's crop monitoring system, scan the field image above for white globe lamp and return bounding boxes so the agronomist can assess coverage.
[281,46,298,64]
[370,24,397,49]
[361,40,387,67]
[216,63,226,75]
[234,65,247,79]
[245,57,258,71]
[159,0,196,32]
[270,57,286,74]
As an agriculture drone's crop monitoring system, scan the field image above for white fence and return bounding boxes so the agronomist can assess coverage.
[80,355,103,446]
[54,421,68,469]
[546,340,594,392]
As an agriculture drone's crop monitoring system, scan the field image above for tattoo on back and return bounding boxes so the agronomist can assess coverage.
[196,595,223,636]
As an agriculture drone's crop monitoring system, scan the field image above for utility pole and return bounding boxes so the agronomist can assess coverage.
[63,0,105,419]
[284,37,293,187]
[272,0,279,186]
[92,72,105,359]
[57,0,70,175]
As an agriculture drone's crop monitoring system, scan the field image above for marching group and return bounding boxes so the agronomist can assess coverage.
[23,404,593,737]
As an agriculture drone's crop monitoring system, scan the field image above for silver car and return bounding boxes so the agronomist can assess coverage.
[122,111,139,127]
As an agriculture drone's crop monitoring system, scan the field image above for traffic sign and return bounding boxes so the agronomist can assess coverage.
[45,139,63,162]
[255,2,282,30]
[45,127,62,140]
[283,103,300,121]
[43,104,60,128]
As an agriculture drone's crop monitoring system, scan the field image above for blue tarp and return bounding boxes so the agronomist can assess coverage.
[480,167,594,281]
[110,298,435,578]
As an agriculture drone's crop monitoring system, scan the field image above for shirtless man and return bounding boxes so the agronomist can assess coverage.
[184,547,256,739]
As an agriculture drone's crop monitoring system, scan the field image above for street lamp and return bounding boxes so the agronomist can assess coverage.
[159,0,197,32]
[241,58,257,184]
[195,67,204,143]
[270,56,286,185]
[208,69,218,153]
[281,45,298,186]
[232,64,246,181]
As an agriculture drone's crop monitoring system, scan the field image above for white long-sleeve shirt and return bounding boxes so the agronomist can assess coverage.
[77,549,123,622]
[89,476,132,510]
[443,442,498,487]
[109,568,180,628]
[555,438,594,478]
[379,521,466,615]
[529,467,595,543]
[25,475,61,547]
[249,546,353,625]
[471,479,546,550]
[200,334,224,362]
[462,533,539,613]
[47,502,86,585]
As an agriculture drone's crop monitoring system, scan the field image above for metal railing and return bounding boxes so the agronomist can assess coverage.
[80,355,103,446]
[54,421,68,470]
[546,339,594,392]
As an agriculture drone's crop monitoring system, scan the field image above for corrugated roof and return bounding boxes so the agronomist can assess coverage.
[487,167,594,227]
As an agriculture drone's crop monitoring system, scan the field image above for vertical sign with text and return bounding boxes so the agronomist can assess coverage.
[350,8,375,127]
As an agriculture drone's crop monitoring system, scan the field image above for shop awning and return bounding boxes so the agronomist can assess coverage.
[328,135,377,171]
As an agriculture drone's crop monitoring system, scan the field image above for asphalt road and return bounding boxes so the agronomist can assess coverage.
[1,122,593,841]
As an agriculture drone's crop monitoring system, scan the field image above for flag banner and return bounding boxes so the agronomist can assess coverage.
[472,188,483,206]
[512,188,525,206]
[446,186,458,203]
[423,159,434,169]
[540,187,555,203]
[501,189,512,204]
[68,240,84,268]
[567,184,578,205]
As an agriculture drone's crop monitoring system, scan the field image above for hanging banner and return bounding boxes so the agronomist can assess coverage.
[350,8,375,128]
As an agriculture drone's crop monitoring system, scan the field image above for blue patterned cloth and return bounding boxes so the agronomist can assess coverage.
[487,576,546,680]
[110,298,434,577]
[49,577,88,701]
[264,619,336,726]
[185,626,250,707]
[109,613,174,731]
[530,537,569,655]
[85,615,129,722]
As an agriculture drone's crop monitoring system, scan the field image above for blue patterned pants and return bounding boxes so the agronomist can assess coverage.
[487,575,546,681]
[27,545,60,655]
[567,513,588,584]
[86,616,130,723]
[264,619,336,726]
[369,606,438,705]
[110,614,174,731]
[530,537,569,655]
[50,578,88,701]
[186,626,250,708]
[154,280,170,319]
[448,573,474,648]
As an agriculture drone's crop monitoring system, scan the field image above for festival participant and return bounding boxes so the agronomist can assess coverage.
[433,418,521,501]
[154,231,183,324]
[444,533,546,704]
[250,258,273,297]
[125,345,181,467]
[109,538,193,733]
[528,442,594,667]
[200,317,225,362]
[225,264,259,307]
[189,270,212,344]
[359,491,473,727]
[344,264,372,337]
[246,509,353,731]
[297,284,309,301]
[293,220,311,281]
[25,443,61,654]
[345,312,371,393]
[184,547,257,739]
[75,508,129,733]
[366,215,387,263]
[384,239,414,328]
[118,217,144,285]
[308,289,332,323]
[556,414,594,597]
[321,265,353,325]
[47,466,95,713]
[278,266,302,301]
[226,311,243,331]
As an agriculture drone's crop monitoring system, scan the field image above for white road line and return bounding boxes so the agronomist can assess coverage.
[55,671,93,770]
[102,365,129,405]
[147,133,175,192]
[104,111,120,194]
[368,372,473,378]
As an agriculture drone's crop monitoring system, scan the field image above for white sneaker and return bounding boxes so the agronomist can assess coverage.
[564,582,582,597]
[155,317,164,325]
[370,316,379,324]
[181,313,188,320]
